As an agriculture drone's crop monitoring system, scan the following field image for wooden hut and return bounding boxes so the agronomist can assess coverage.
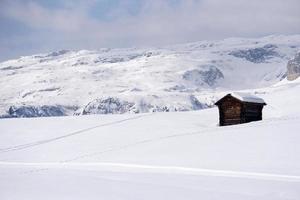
[215,93,266,126]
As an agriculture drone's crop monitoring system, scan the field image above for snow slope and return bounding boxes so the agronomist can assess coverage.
[0,78,300,200]
[1,35,300,117]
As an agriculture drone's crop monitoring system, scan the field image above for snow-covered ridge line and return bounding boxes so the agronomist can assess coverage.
[1,34,300,118]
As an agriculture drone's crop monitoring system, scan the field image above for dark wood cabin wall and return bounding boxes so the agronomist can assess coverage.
[242,103,263,122]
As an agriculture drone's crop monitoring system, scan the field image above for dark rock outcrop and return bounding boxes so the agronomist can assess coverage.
[46,50,70,57]
[229,44,279,63]
[6,105,67,118]
[183,65,224,86]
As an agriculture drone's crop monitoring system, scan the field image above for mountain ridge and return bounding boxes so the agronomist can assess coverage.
[1,34,300,118]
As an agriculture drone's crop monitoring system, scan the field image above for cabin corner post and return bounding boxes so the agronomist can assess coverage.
[217,105,222,126]
[259,105,263,120]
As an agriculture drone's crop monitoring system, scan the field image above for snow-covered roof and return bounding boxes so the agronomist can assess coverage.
[231,92,266,104]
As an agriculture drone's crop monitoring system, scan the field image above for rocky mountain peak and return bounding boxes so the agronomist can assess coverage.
[287,52,300,81]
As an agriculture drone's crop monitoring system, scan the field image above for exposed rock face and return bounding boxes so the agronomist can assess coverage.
[93,52,158,64]
[81,97,136,115]
[46,50,70,57]
[81,95,207,115]
[6,105,67,118]
[183,65,224,87]
[190,95,204,110]
[287,52,300,81]
[229,44,279,63]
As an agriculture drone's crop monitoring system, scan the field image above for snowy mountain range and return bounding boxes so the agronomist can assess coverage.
[1,34,300,118]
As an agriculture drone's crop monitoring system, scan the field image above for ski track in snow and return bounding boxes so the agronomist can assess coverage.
[0,127,215,174]
[0,115,298,177]
[1,162,300,183]
[1,114,299,171]
[3,113,297,155]
[0,113,152,154]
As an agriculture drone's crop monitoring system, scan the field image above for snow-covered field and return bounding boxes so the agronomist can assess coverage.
[1,78,300,200]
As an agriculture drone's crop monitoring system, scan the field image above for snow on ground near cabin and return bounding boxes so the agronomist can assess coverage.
[0,79,300,200]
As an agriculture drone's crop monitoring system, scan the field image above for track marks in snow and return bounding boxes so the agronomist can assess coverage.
[59,116,300,163]
[1,162,300,182]
[0,128,215,174]
[0,114,151,154]
[60,128,216,163]
[2,112,297,155]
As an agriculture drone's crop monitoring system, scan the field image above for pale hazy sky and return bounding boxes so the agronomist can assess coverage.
[1,0,300,61]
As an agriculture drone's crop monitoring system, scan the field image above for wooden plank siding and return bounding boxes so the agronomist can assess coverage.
[217,96,243,126]
[242,103,263,123]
